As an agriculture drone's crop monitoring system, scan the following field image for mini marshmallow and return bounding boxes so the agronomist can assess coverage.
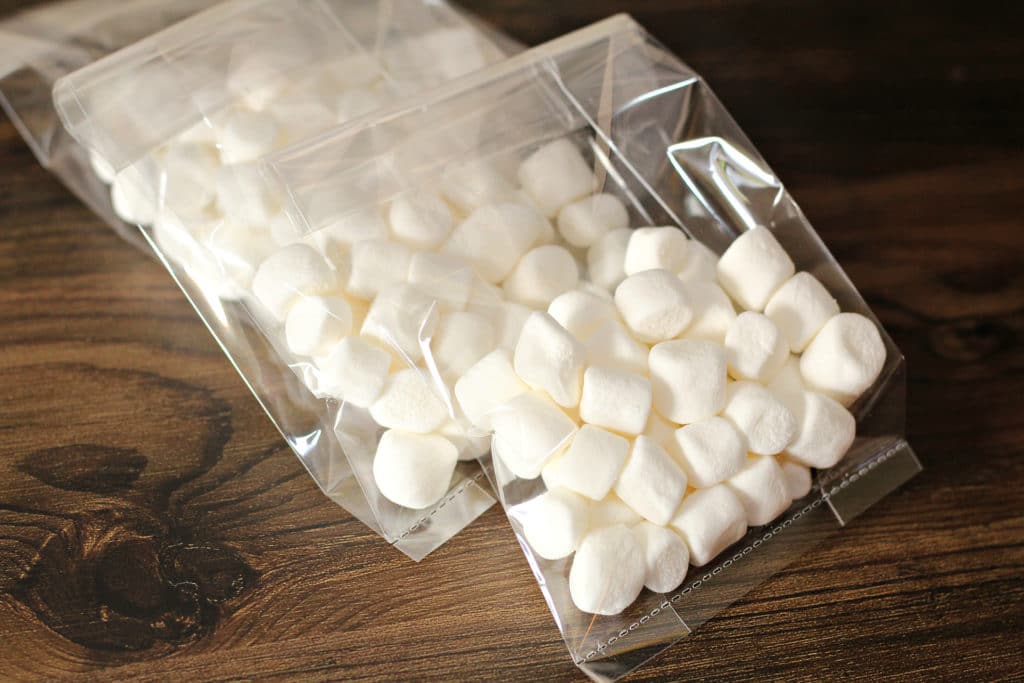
[542,424,629,501]
[633,522,690,594]
[205,220,278,291]
[569,525,645,615]
[724,312,789,382]
[305,207,390,254]
[624,226,690,276]
[429,311,495,378]
[215,163,280,226]
[438,420,491,462]
[614,436,688,526]
[440,159,518,214]
[503,245,579,308]
[677,240,718,283]
[683,281,737,344]
[444,203,546,283]
[317,336,391,407]
[585,320,649,376]
[216,108,281,165]
[726,455,791,526]
[89,149,116,184]
[518,139,595,217]
[548,289,618,341]
[590,495,643,528]
[587,227,631,292]
[767,354,806,399]
[407,251,473,311]
[454,350,528,428]
[285,295,353,357]
[160,142,219,218]
[614,269,693,343]
[670,484,748,567]
[369,368,449,434]
[347,240,413,300]
[648,340,727,424]
[722,381,797,456]
[513,312,586,408]
[643,413,682,461]
[252,244,338,321]
[800,313,886,405]
[780,458,813,500]
[388,189,455,250]
[765,272,840,352]
[334,86,388,124]
[673,416,747,488]
[490,391,577,479]
[360,284,439,363]
[784,390,856,469]
[492,301,533,353]
[513,488,590,560]
[717,228,795,311]
[557,193,630,248]
[373,430,457,509]
[111,166,157,225]
[579,366,652,436]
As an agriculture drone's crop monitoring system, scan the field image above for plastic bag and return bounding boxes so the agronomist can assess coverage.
[47,0,517,560]
[263,14,922,679]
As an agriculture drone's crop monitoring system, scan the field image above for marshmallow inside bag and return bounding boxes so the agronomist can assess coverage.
[429,310,495,378]
[722,381,797,456]
[440,159,519,214]
[682,281,737,344]
[360,284,440,363]
[800,312,887,405]
[111,165,157,226]
[373,430,458,509]
[513,312,586,408]
[614,269,694,343]
[388,189,455,250]
[587,227,632,292]
[454,349,528,428]
[89,148,117,184]
[490,391,577,479]
[285,295,353,357]
[518,139,596,217]
[633,521,690,593]
[780,458,813,500]
[783,390,856,469]
[677,240,719,283]
[716,227,795,311]
[512,488,590,560]
[216,108,282,165]
[316,336,392,407]
[643,412,682,461]
[205,220,278,292]
[542,424,630,501]
[557,193,630,248]
[252,244,338,321]
[624,226,690,276]
[579,366,652,436]
[407,251,474,311]
[670,484,748,567]
[369,368,449,434]
[585,320,650,376]
[724,311,789,383]
[614,436,688,526]
[347,240,413,300]
[548,289,619,340]
[767,354,806,399]
[503,245,580,308]
[589,494,644,528]
[765,272,840,352]
[673,416,747,488]
[726,455,791,526]
[569,525,646,615]
[648,339,727,424]
[160,141,219,218]
[444,203,547,283]
[439,419,491,462]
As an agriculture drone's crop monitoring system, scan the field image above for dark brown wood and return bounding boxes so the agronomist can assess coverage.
[1,0,1022,680]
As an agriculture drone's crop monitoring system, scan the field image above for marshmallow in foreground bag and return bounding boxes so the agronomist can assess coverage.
[670,484,748,567]
[633,521,690,593]
[614,269,693,343]
[677,240,718,283]
[407,251,473,311]
[589,495,643,528]
[454,349,528,428]
[513,488,590,560]
[673,416,747,488]
[585,320,650,376]
[440,159,518,214]
[764,272,840,352]
[514,312,586,408]
[216,108,281,165]
[780,458,813,500]
[722,381,797,456]
[111,166,157,226]
[724,311,789,383]
[503,245,579,308]
[518,139,595,217]
[648,339,727,424]
[317,336,392,408]
[160,141,219,218]
[369,368,449,434]
[579,366,652,436]
[373,430,458,509]
[548,289,618,340]
[683,281,737,344]
[587,227,632,292]
[541,424,629,501]
[429,311,495,378]
[614,436,688,526]
[490,391,577,479]
[439,420,490,462]
[726,455,791,526]
[800,313,886,405]
[557,193,630,248]
[767,354,806,399]
[643,413,683,461]
[388,189,455,250]
[348,240,413,300]
[569,525,646,615]
[285,295,353,357]
[444,203,547,283]
[623,226,690,276]
[252,244,338,320]
[215,163,280,227]
[784,390,856,469]
[716,227,795,311]
[360,284,440,363]
[206,220,278,291]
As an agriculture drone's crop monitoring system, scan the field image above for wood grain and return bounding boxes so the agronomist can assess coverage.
[1,0,1022,680]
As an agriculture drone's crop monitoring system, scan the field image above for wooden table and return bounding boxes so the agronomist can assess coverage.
[1,1,1022,680]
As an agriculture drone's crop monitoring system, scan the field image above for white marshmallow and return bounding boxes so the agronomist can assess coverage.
[780,458,813,500]
[633,522,690,593]
[388,189,455,250]
[454,350,528,428]
[648,339,727,424]
[722,381,797,456]
[518,139,595,217]
[216,108,281,164]
[579,366,652,436]
[160,142,219,218]
[589,495,643,528]
[373,430,457,509]
[585,320,649,376]
[677,240,718,283]
[490,391,577,479]
[334,86,388,124]
[670,484,748,567]
[614,269,694,343]
[542,424,630,501]
[438,419,491,462]
[767,354,806,399]
[683,281,737,344]
[369,368,449,434]
[444,203,546,283]
[587,227,631,292]
[614,436,688,526]
[716,228,795,311]
[512,488,590,560]
[440,159,518,214]
[317,336,391,407]
[305,207,390,253]
[673,416,747,488]
[503,245,579,308]
[360,284,439,363]
[624,226,690,276]
[429,311,495,378]
[285,295,353,357]
[784,390,856,469]
[89,148,117,184]
[548,289,618,341]
[347,240,412,300]
[800,313,886,405]
[569,525,645,615]
[643,413,682,461]
[557,193,629,248]
[268,92,337,147]
[407,251,473,311]
[252,244,338,321]
[215,163,280,226]
[724,312,789,382]
[726,455,791,526]
[110,166,157,225]
[492,301,533,353]
[205,220,278,292]
[765,272,840,352]
[513,312,586,408]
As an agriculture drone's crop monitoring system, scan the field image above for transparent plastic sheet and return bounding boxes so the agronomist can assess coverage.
[264,15,922,679]
[48,0,519,560]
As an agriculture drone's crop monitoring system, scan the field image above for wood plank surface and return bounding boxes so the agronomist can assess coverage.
[1,0,1022,680]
